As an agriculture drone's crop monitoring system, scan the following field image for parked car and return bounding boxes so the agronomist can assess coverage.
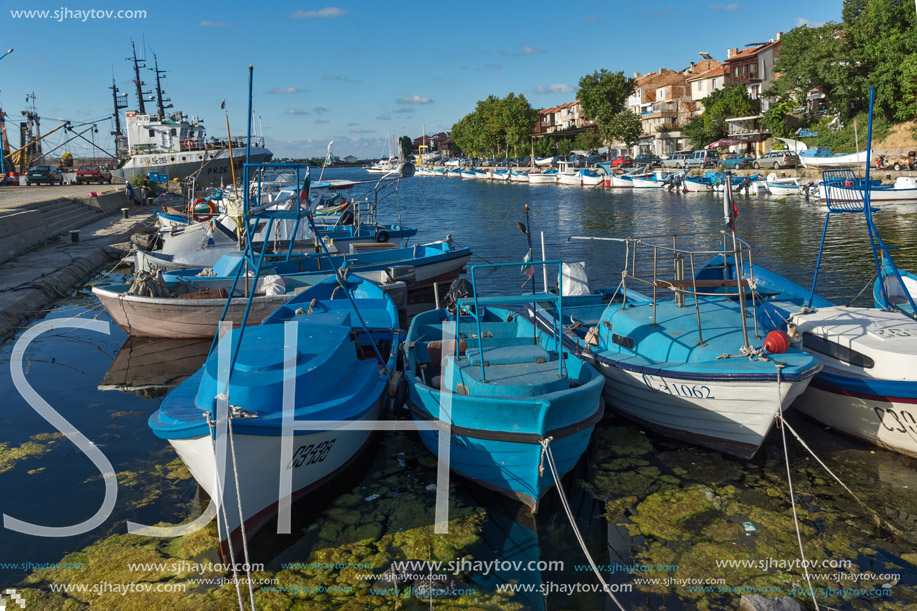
[717,153,752,170]
[76,164,113,184]
[585,153,603,166]
[634,154,663,168]
[610,155,634,168]
[685,150,720,169]
[753,151,799,169]
[25,165,64,186]
[662,151,692,168]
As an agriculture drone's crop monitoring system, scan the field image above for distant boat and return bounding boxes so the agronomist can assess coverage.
[527,168,557,185]
[580,169,604,187]
[403,263,605,509]
[818,175,917,204]
[799,148,869,169]
[150,275,401,559]
[556,161,582,185]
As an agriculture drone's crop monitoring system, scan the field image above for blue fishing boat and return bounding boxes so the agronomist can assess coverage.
[695,90,917,458]
[554,196,822,458]
[150,273,400,558]
[403,262,605,510]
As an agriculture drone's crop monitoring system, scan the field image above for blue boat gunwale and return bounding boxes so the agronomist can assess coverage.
[536,309,822,384]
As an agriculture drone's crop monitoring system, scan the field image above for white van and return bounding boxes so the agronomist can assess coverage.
[686,150,719,169]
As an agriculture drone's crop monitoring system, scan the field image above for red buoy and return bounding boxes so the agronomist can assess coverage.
[764,330,790,354]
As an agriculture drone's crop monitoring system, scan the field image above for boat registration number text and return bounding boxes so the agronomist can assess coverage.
[641,374,715,399]
[874,407,917,435]
[290,439,336,468]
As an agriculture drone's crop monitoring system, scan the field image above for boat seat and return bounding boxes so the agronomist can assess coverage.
[656,278,752,289]
[466,344,551,366]
[424,340,467,364]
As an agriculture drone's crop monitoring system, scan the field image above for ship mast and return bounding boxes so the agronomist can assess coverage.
[109,75,127,136]
[127,40,150,114]
[151,52,171,118]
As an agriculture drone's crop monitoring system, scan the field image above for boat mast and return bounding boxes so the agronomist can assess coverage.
[151,53,171,118]
[128,40,149,114]
[109,74,127,137]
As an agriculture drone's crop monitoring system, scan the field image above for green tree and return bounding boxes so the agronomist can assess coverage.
[572,130,602,151]
[761,99,797,139]
[683,116,708,148]
[500,92,538,158]
[606,111,643,148]
[398,135,413,159]
[576,69,635,157]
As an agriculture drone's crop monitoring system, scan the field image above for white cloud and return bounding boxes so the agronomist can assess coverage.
[796,17,825,27]
[200,20,231,27]
[397,95,433,104]
[535,83,575,94]
[708,2,740,10]
[377,114,390,120]
[523,45,544,55]
[394,108,415,114]
[291,7,347,18]
[284,108,308,115]
[314,106,329,114]
[315,119,330,124]
[350,128,375,134]
[267,87,301,94]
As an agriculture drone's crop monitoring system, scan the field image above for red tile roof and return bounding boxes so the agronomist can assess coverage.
[685,65,728,82]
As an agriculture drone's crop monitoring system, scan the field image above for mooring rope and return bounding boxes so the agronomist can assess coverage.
[775,363,820,610]
[539,438,627,611]
[207,413,247,611]
[227,414,258,610]
[780,418,915,545]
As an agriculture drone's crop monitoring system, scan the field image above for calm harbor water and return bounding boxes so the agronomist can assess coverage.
[1,168,916,610]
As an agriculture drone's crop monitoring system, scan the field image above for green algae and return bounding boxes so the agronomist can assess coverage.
[0,441,49,474]
[111,410,145,419]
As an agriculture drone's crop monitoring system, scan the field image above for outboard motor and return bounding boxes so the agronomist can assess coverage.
[801,181,817,198]
[737,177,751,193]
[444,277,473,316]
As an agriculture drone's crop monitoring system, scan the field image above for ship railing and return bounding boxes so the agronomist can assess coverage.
[620,231,759,346]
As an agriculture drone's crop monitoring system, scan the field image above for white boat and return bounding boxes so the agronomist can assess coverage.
[490,169,511,181]
[818,176,917,204]
[580,170,604,187]
[789,308,917,458]
[799,148,870,169]
[764,174,814,196]
[92,274,318,339]
[534,156,556,167]
[527,169,557,184]
[509,170,530,183]
[459,169,477,179]
[631,170,677,189]
[556,161,582,186]
[148,277,399,559]
[365,157,403,174]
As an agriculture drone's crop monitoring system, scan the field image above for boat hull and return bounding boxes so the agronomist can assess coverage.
[796,375,917,458]
[589,357,806,458]
[606,175,634,188]
[93,286,299,339]
[527,174,557,184]
[168,394,383,558]
[113,147,273,188]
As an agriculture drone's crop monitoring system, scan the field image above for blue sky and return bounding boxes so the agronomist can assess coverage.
[0,0,841,159]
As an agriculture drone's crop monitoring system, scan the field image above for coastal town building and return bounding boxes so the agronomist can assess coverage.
[722,35,781,110]
[535,100,596,136]
[686,65,728,114]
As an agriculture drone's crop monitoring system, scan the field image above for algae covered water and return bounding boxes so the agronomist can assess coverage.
[1,168,916,610]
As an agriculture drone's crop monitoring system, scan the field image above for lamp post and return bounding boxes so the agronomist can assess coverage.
[0,49,12,178]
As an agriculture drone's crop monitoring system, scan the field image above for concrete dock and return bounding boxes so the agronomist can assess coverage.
[0,186,156,340]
